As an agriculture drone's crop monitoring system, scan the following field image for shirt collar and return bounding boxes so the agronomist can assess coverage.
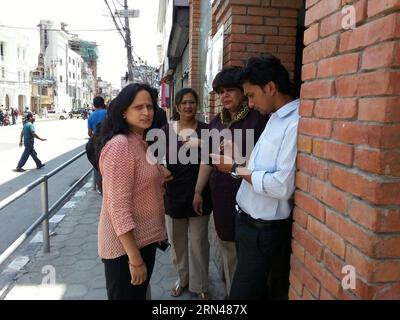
[275,99,299,118]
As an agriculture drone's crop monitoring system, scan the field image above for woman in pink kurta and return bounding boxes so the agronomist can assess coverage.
[97,83,171,300]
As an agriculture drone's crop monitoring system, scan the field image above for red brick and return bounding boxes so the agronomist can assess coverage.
[340,13,400,52]
[303,34,338,64]
[227,43,246,52]
[264,35,296,45]
[297,153,329,180]
[291,239,306,263]
[320,267,355,299]
[304,252,325,281]
[312,139,354,166]
[264,17,297,27]
[302,287,317,300]
[349,199,400,232]
[299,99,314,117]
[306,0,319,9]
[333,121,383,147]
[296,191,326,222]
[280,9,299,18]
[320,0,367,37]
[320,287,335,300]
[298,134,313,154]
[362,41,398,70]
[289,286,302,300]
[229,0,261,5]
[307,216,346,258]
[246,43,277,53]
[246,25,278,35]
[292,223,324,261]
[298,118,333,138]
[301,79,334,99]
[293,207,309,229]
[271,0,303,8]
[278,45,296,53]
[329,164,400,205]
[317,53,359,78]
[346,245,400,282]
[279,26,297,36]
[227,34,263,43]
[289,269,304,295]
[247,6,279,16]
[290,254,321,298]
[305,0,342,26]
[336,71,400,97]
[231,14,263,25]
[310,178,349,213]
[225,24,246,34]
[358,97,400,123]
[374,283,400,300]
[229,5,247,15]
[301,63,317,81]
[383,125,400,148]
[314,98,357,120]
[304,23,319,46]
[354,148,400,176]
[367,0,400,17]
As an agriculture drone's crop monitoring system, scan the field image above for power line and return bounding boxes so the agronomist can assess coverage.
[103,0,126,42]
[0,24,118,32]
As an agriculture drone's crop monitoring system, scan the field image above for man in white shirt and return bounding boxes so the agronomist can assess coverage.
[211,54,299,299]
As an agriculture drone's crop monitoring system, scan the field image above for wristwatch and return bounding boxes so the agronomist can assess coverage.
[230,162,242,179]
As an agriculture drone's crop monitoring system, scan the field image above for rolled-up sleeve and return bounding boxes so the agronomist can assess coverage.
[251,123,298,200]
[100,137,137,236]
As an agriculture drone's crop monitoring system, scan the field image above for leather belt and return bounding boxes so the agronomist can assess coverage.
[235,205,288,229]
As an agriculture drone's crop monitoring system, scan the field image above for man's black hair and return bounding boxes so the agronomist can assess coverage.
[241,54,293,96]
[93,96,105,108]
[212,66,243,94]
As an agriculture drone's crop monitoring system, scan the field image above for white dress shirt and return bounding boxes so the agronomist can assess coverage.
[236,99,300,220]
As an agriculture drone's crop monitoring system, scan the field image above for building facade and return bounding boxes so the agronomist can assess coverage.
[0,28,31,113]
[159,0,400,299]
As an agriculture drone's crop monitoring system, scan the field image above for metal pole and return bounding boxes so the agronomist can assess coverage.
[41,176,50,253]
[124,0,134,82]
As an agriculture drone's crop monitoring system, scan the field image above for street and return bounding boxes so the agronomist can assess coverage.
[0,118,92,254]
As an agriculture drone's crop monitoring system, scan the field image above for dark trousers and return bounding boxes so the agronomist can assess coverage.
[17,141,42,169]
[230,212,292,300]
[102,243,157,300]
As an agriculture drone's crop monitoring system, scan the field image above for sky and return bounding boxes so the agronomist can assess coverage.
[0,0,160,87]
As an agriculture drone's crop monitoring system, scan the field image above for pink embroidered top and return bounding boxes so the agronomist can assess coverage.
[98,132,166,259]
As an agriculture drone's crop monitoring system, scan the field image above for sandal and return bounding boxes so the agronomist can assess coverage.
[197,292,209,300]
[170,281,188,297]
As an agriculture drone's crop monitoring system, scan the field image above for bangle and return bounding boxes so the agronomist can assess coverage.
[128,260,145,268]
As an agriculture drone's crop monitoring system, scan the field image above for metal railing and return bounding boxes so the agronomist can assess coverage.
[0,150,93,266]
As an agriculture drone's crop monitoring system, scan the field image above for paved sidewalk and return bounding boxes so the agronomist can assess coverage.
[0,179,225,300]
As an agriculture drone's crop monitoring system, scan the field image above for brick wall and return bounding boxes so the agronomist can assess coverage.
[292,0,400,300]
[189,0,201,95]
[209,0,303,116]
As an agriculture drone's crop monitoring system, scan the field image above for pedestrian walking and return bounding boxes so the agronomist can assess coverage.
[14,112,46,172]
[193,67,267,298]
[161,88,212,300]
[211,54,298,300]
[97,83,172,300]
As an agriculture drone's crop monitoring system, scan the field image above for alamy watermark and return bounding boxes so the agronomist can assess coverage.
[342,5,356,30]
[41,265,56,285]
[341,264,356,290]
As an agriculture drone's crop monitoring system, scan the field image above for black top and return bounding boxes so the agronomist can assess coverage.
[161,121,212,219]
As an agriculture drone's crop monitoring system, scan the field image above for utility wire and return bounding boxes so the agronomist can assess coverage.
[0,24,118,32]
[103,0,126,42]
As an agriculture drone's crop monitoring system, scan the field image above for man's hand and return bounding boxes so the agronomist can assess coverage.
[41,138,47,141]
[159,166,173,184]
[19,141,23,147]
[209,153,234,174]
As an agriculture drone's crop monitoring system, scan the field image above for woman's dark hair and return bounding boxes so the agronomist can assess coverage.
[175,87,199,106]
[173,88,199,120]
[240,54,293,96]
[95,83,156,161]
[212,66,243,93]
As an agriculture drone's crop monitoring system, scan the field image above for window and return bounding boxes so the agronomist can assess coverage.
[59,59,63,66]
[18,71,21,82]
[78,62,80,68]
[78,74,80,80]
[23,49,25,61]
[73,59,75,65]
[69,57,71,63]
[41,87,48,96]
[69,71,71,78]
[60,75,63,82]
[1,67,5,78]
[23,72,26,83]
[17,48,20,59]
[73,73,75,79]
